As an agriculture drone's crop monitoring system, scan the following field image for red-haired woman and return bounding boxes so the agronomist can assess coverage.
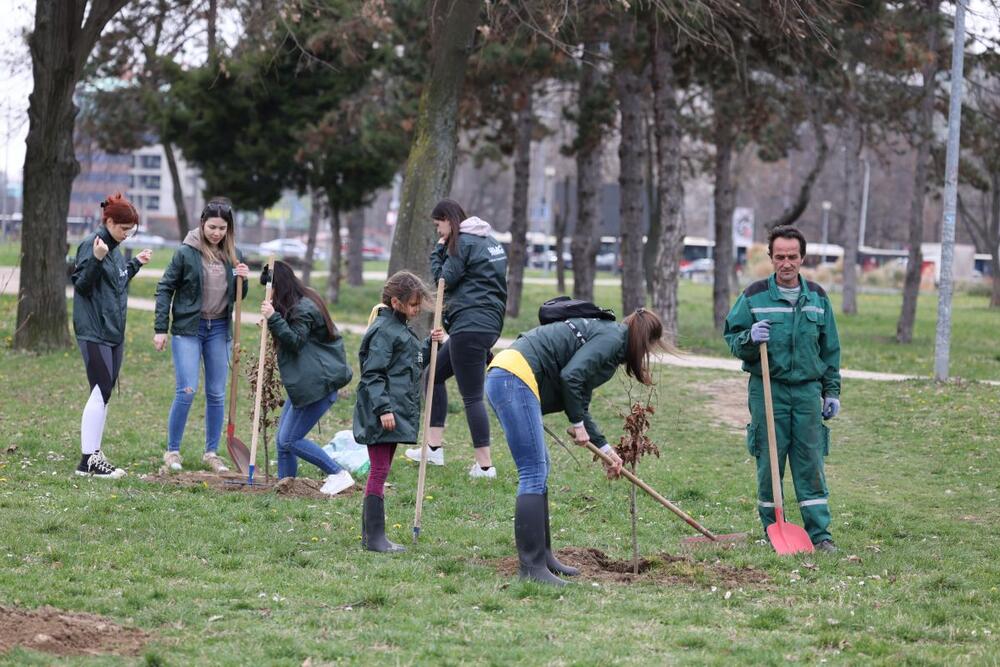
[71,193,152,478]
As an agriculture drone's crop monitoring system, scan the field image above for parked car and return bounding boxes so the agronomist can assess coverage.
[124,232,169,249]
[259,238,308,259]
[679,257,714,279]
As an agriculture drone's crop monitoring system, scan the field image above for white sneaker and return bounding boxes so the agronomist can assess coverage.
[404,446,444,466]
[320,470,355,496]
[163,451,182,471]
[468,463,496,479]
[202,452,229,473]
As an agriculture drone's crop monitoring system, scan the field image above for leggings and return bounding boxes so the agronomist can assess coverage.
[428,331,497,447]
[364,443,397,497]
[78,341,124,455]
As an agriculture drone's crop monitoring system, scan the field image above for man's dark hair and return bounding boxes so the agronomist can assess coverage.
[767,225,807,257]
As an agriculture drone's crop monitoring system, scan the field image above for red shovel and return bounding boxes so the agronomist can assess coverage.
[760,342,814,555]
[225,275,251,474]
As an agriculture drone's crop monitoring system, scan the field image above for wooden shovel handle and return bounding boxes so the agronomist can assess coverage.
[413,278,446,540]
[249,258,275,470]
[760,342,784,521]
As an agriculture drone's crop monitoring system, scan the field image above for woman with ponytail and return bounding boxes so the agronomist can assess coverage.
[485,309,665,585]
[71,193,152,478]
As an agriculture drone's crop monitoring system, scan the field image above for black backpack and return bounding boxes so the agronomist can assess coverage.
[538,296,616,325]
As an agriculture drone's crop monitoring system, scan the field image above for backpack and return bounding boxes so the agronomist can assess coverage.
[538,296,616,325]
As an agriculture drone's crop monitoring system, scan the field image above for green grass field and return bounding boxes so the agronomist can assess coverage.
[2,284,1000,664]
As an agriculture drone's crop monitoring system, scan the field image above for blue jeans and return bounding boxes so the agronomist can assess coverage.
[167,317,230,453]
[276,390,343,479]
[485,369,549,495]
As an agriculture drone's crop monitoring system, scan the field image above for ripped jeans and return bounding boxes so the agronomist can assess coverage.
[166,317,230,453]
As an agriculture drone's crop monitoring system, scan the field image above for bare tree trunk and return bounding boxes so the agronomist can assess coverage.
[649,21,684,343]
[763,108,829,230]
[897,3,940,342]
[207,0,218,63]
[711,98,736,331]
[388,0,481,278]
[555,177,569,293]
[326,200,342,304]
[163,142,190,240]
[841,109,863,316]
[303,188,322,286]
[347,207,365,287]
[16,0,129,351]
[616,14,646,317]
[506,89,533,318]
[643,99,659,298]
[571,41,606,303]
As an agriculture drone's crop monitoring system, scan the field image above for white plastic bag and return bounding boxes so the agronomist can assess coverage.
[324,430,370,475]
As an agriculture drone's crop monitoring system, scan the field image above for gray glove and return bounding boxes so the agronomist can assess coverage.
[822,397,840,420]
[750,319,771,344]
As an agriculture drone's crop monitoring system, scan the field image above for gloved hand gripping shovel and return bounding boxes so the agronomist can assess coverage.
[760,342,814,555]
[543,425,745,546]
[225,274,252,474]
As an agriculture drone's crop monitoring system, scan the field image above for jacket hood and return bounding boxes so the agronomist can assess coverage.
[182,228,203,250]
[459,216,493,237]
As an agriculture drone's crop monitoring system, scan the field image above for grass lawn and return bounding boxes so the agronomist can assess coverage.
[2,293,1000,664]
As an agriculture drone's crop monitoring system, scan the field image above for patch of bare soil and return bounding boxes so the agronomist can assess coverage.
[490,547,768,586]
[0,605,148,657]
[140,471,355,500]
[696,378,749,432]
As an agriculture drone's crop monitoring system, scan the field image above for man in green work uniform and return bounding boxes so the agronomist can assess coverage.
[724,226,841,553]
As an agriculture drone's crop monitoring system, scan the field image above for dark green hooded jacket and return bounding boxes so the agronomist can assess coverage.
[510,318,627,447]
[430,216,508,336]
[353,308,430,445]
[154,229,247,338]
[71,227,143,345]
[268,298,353,408]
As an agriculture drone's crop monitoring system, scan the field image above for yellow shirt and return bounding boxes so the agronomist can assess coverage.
[487,349,540,400]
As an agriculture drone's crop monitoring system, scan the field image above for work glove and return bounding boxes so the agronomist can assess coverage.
[822,397,840,420]
[750,319,771,344]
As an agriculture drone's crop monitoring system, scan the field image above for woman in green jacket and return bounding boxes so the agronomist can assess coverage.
[354,271,443,552]
[154,198,249,472]
[261,261,356,496]
[485,309,664,585]
[71,192,152,478]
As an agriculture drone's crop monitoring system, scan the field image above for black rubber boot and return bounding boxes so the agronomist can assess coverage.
[362,495,405,553]
[515,494,567,586]
[543,492,580,577]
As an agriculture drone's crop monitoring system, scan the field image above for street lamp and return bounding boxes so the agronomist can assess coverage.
[821,200,832,262]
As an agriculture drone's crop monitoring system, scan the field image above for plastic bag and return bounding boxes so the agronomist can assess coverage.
[324,430,370,475]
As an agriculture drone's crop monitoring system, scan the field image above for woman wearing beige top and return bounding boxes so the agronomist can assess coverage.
[153,198,249,472]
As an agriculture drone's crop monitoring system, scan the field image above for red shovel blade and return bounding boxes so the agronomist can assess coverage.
[226,424,251,475]
[766,508,815,555]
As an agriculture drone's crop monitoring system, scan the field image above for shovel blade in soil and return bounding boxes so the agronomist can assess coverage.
[766,516,814,555]
[227,435,251,475]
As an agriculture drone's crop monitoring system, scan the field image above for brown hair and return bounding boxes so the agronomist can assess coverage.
[101,192,138,228]
[199,196,238,265]
[621,308,665,385]
[767,225,807,257]
[368,271,431,324]
[431,199,467,256]
[269,260,338,342]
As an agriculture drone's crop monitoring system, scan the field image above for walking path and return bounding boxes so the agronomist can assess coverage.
[0,265,944,383]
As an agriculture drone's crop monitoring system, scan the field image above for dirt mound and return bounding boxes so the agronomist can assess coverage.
[490,546,768,586]
[140,471,355,500]
[696,378,749,432]
[0,605,148,657]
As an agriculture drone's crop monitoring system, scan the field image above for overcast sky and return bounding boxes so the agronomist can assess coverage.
[1,0,999,183]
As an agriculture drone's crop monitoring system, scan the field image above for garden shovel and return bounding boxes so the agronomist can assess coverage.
[225,275,251,474]
[760,342,814,555]
[412,278,445,543]
[248,257,275,486]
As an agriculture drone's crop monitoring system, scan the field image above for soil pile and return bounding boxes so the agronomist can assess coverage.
[491,546,768,586]
[140,471,355,500]
[696,378,749,432]
[0,605,148,657]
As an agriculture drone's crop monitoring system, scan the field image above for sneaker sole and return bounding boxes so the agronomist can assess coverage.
[404,452,444,466]
[321,481,355,496]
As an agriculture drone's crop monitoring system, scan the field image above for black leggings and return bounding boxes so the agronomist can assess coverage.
[428,331,497,448]
[79,340,123,404]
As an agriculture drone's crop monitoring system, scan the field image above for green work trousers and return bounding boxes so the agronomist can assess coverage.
[745,376,832,544]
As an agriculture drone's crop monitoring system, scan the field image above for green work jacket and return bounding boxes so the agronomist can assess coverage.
[723,274,841,398]
[71,227,143,346]
[154,244,247,338]
[510,318,627,447]
[430,232,507,336]
[353,308,430,445]
[268,298,353,408]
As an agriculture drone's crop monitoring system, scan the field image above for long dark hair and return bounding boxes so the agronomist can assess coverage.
[431,199,467,256]
[269,260,338,341]
[622,309,665,385]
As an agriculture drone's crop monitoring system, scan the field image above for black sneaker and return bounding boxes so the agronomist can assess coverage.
[75,452,126,479]
[815,539,838,554]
